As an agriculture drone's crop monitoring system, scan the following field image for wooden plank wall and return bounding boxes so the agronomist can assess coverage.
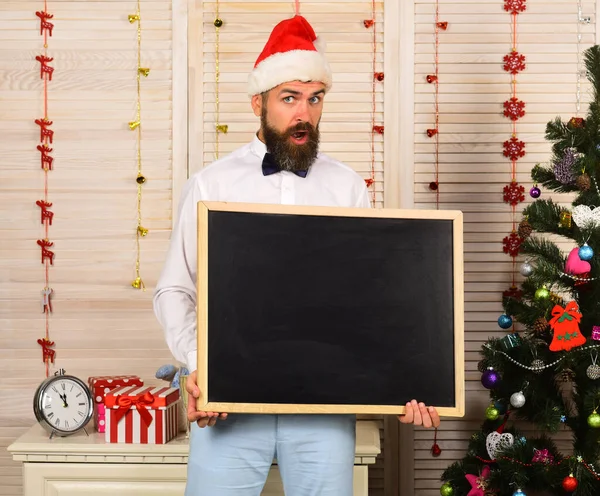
[411,1,597,494]
[0,1,174,494]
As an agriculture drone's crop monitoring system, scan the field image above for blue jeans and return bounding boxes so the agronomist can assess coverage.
[185,413,356,496]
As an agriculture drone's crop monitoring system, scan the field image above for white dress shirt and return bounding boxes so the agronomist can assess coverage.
[153,135,372,372]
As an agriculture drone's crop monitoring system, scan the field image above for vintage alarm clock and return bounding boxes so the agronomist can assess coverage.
[33,369,94,438]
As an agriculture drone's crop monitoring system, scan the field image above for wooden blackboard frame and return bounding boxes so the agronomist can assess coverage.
[196,201,465,417]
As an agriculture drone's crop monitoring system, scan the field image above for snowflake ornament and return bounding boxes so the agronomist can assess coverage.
[504,0,526,14]
[503,232,523,257]
[503,181,525,206]
[503,97,526,121]
[503,51,526,74]
[503,136,526,161]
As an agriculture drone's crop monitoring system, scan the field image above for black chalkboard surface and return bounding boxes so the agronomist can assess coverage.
[196,202,464,416]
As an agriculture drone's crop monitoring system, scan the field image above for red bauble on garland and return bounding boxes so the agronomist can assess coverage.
[562,474,578,492]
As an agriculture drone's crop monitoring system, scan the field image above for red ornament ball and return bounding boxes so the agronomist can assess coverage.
[429,181,439,191]
[562,475,578,492]
[431,443,442,457]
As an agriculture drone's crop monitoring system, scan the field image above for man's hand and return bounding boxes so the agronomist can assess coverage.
[186,371,228,428]
[398,399,440,429]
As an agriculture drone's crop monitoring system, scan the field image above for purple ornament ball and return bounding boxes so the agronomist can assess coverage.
[529,186,541,199]
[481,368,500,389]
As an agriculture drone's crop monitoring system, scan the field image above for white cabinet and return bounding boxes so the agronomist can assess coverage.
[9,421,380,496]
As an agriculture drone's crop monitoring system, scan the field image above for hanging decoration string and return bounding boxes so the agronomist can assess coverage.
[294,0,300,15]
[129,0,149,290]
[426,1,446,207]
[35,0,56,377]
[364,0,381,204]
[213,1,227,159]
[575,0,588,116]
[427,2,447,458]
[500,0,527,328]
[484,342,600,371]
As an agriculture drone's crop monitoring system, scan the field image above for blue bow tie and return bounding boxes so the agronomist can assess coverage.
[262,152,309,178]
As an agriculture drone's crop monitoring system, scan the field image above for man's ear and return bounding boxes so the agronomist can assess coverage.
[251,94,262,117]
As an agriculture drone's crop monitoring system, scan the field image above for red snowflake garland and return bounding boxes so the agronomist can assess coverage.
[500,0,527,325]
[504,0,526,14]
[503,232,523,258]
[503,97,525,121]
[503,51,526,74]
[503,136,526,161]
[503,181,525,206]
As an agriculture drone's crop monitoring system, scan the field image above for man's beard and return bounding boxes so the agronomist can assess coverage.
[261,110,320,173]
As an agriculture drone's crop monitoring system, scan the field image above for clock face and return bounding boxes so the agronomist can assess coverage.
[39,378,92,433]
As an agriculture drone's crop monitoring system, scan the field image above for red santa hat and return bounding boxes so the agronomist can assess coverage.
[247,15,332,96]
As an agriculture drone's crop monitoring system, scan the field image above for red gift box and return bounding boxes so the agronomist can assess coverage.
[104,385,180,444]
[88,375,144,403]
[88,375,144,432]
[97,404,106,433]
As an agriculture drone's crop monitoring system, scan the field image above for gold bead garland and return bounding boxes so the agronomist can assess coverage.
[214,0,226,160]
[129,0,148,290]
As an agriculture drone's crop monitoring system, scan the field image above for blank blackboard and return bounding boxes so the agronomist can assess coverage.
[196,202,464,416]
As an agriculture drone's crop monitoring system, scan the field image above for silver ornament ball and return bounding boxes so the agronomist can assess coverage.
[531,359,544,374]
[587,364,600,380]
[510,391,526,408]
[520,261,533,277]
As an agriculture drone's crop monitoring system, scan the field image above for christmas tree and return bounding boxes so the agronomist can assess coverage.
[439,45,600,496]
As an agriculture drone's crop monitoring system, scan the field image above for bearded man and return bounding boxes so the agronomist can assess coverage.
[153,14,440,496]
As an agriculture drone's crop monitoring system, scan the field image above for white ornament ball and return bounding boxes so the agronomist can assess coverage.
[520,261,533,277]
[587,364,600,380]
[530,359,544,374]
[510,391,526,408]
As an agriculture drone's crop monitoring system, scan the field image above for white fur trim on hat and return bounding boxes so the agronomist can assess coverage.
[247,48,332,96]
